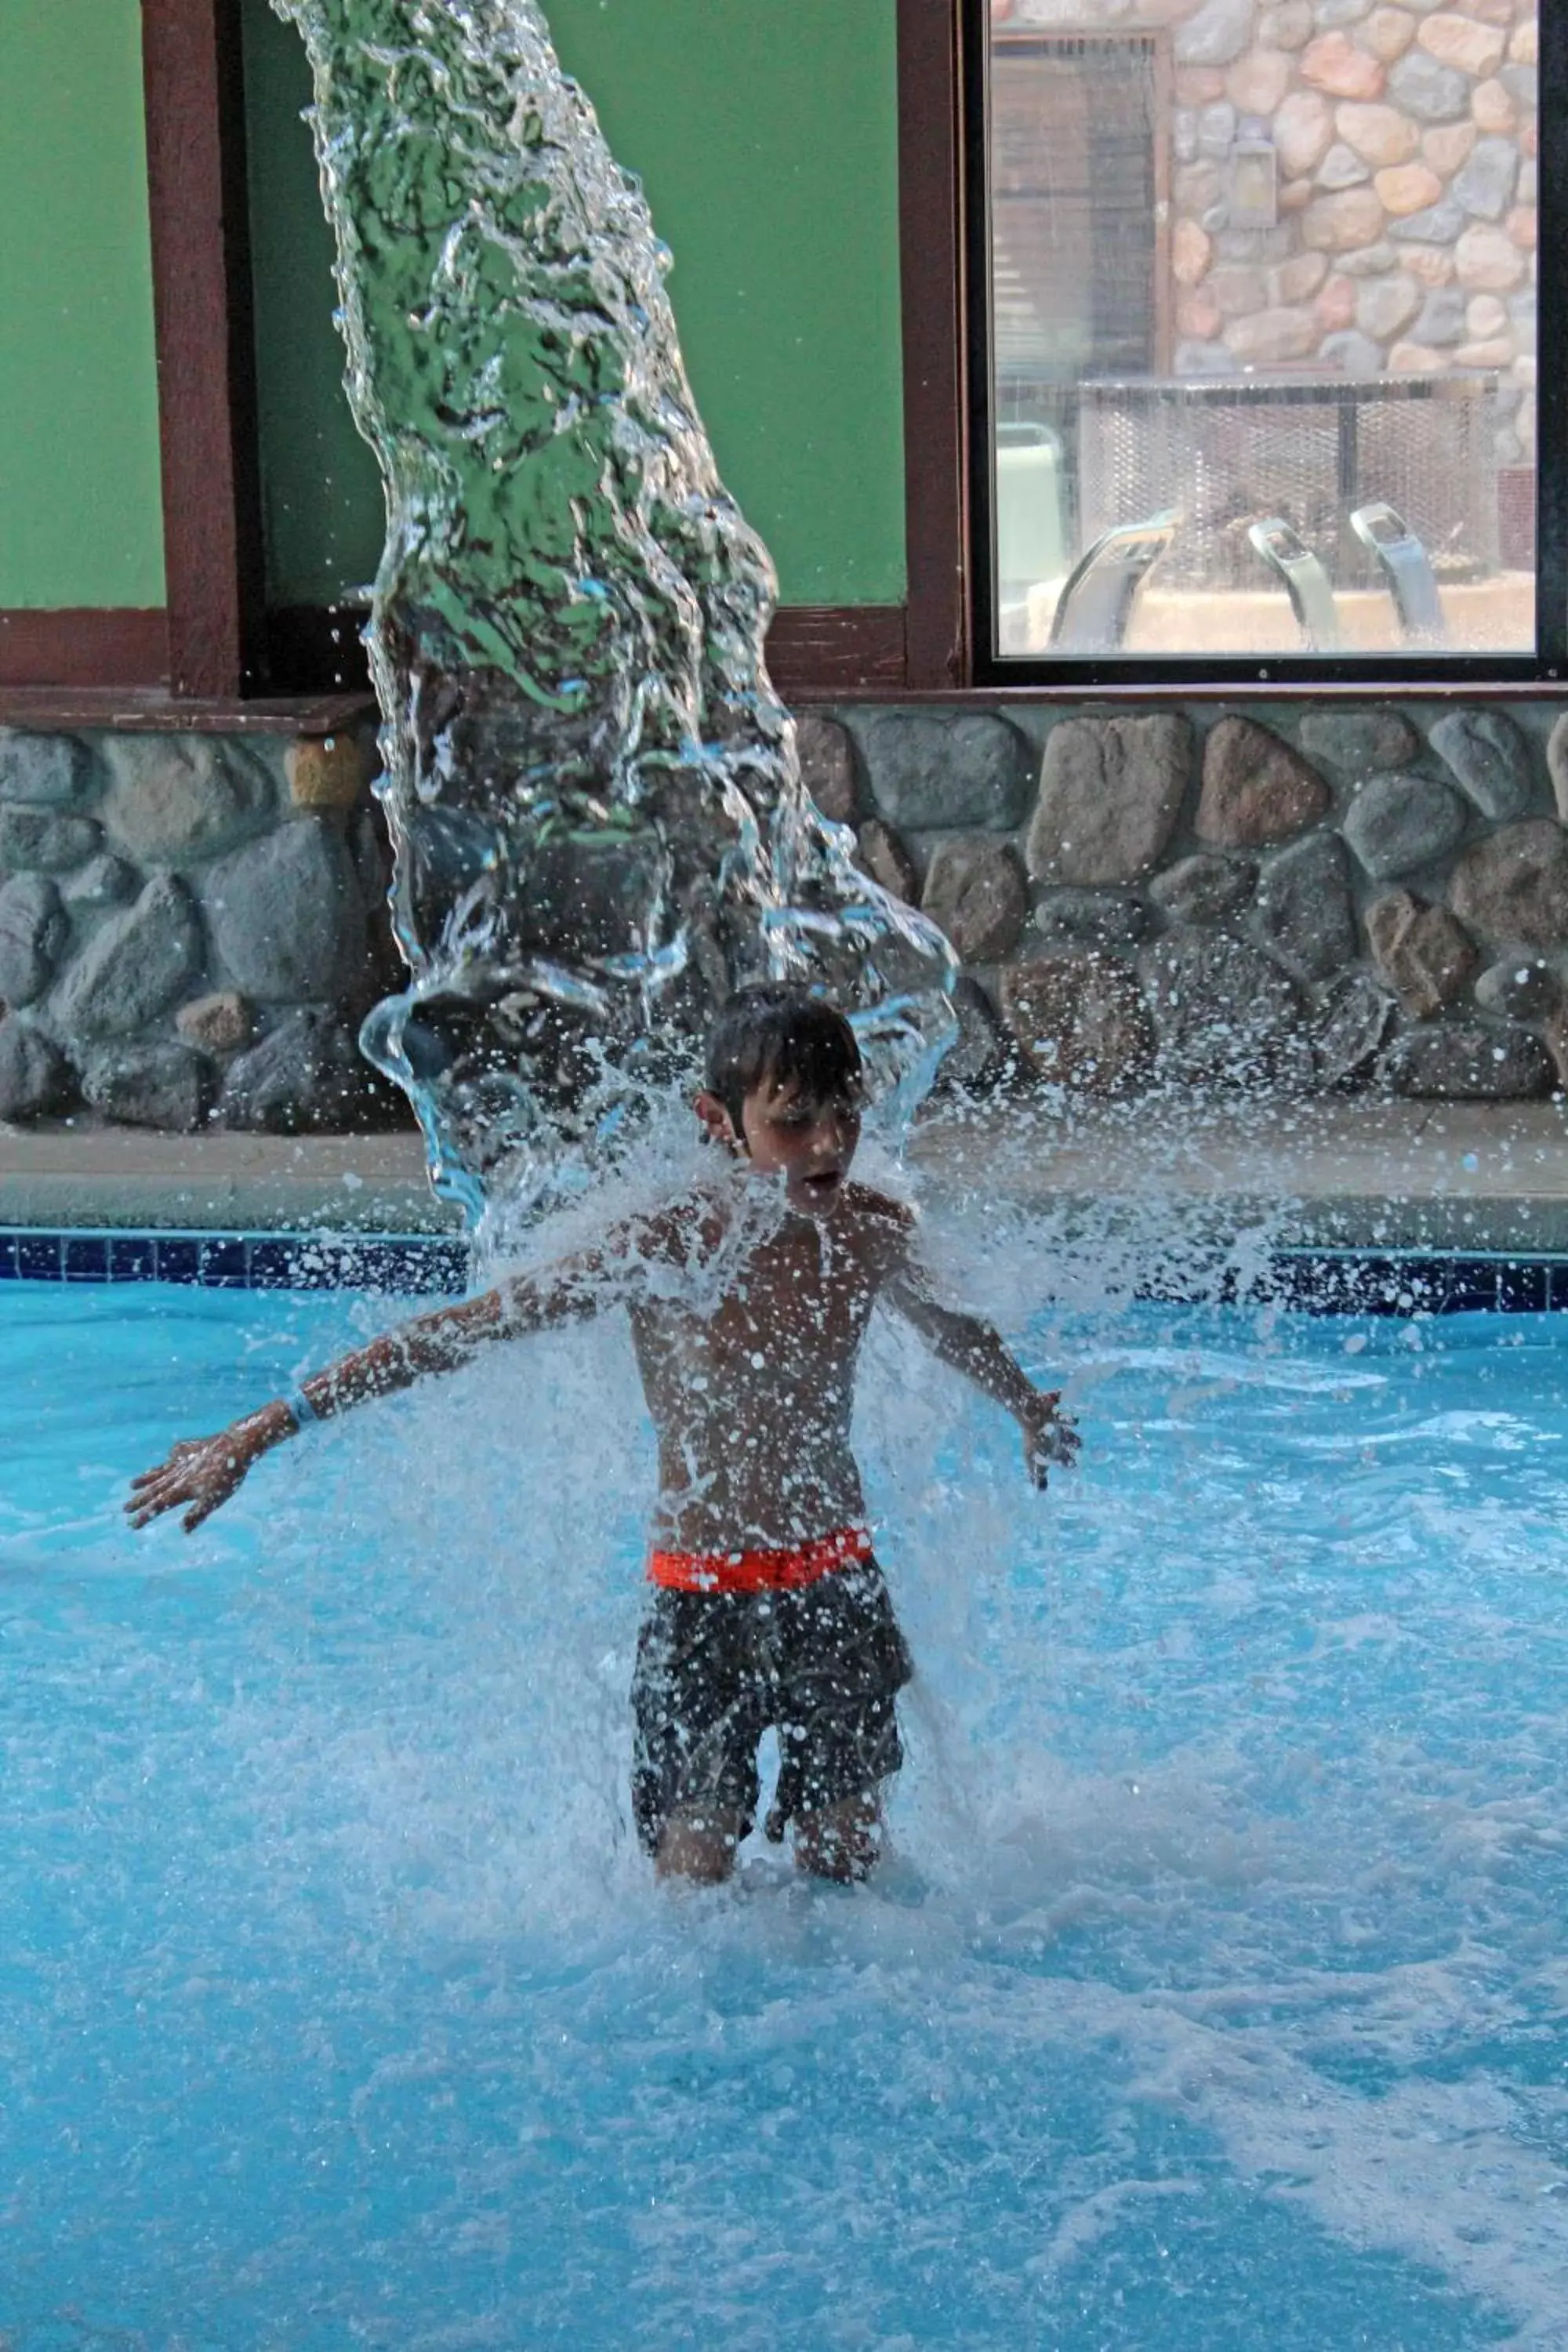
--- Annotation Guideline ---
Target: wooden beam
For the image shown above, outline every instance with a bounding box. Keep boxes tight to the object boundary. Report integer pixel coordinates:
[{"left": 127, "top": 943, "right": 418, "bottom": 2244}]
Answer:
[
  {"left": 140, "top": 0, "right": 267, "bottom": 698},
  {"left": 898, "top": 0, "right": 969, "bottom": 691},
  {"left": 0, "top": 610, "right": 169, "bottom": 691}
]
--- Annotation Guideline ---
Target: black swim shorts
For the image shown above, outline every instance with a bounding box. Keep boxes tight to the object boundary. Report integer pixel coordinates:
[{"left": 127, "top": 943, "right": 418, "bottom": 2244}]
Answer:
[{"left": 630, "top": 1556, "right": 913, "bottom": 1857}]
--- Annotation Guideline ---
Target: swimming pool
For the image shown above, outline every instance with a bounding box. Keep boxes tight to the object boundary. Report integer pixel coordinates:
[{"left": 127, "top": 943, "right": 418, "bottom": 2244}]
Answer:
[{"left": 3, "top": 1263, "right": 1565, "bottom": 2347}]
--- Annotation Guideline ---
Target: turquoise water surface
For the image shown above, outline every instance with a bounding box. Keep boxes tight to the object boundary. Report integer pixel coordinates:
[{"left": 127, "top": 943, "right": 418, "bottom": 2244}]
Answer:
[{"left": 2, "top": 1272, "right": 1565, "bottom": 2347}]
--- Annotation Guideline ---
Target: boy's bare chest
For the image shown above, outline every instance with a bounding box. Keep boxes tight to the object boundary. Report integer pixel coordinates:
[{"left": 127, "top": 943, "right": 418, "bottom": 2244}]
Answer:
[{"left": 636, "top": 1225, "right": 876, "bottom": 1378}]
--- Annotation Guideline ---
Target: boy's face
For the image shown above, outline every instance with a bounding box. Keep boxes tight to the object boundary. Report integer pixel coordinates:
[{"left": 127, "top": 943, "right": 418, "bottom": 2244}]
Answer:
[{"left": 697, "top": 1074, "right": 862, "bottom": 1217}]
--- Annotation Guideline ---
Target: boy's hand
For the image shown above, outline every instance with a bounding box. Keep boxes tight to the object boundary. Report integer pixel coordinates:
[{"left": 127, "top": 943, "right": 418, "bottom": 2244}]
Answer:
[
  {"left": 1019, "top": 1389, "right": 1079, "bottom": 1489},
  {"left": 125, "top": 1403, "right": 291, "bottom": 1534}
]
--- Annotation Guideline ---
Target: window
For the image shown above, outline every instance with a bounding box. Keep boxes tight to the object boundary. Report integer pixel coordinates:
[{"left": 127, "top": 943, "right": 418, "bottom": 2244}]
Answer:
[{"left": 969, "top": 2, "right": 1552, "bottom": 681}]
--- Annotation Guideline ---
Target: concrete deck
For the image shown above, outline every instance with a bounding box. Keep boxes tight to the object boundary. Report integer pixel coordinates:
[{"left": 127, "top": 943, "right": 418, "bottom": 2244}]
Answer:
[{"left": 2, "top": 1100, "right": 1566, "bottom": 1252}]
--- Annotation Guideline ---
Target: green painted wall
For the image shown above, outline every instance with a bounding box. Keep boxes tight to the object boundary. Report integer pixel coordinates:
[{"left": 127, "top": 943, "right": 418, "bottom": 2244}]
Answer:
[
  {"left": 0, "top": 1, "right": 164, "bottom": 609},
  {"left": 244, "top": 0, "right": 907, "bottom": 608}
]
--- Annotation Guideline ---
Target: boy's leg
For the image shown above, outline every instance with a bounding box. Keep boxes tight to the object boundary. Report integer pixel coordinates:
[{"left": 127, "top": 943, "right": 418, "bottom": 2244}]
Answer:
[
  {"left": 655, "top": 1805, "right": 749, "bottom": 1884},
  {"left": 792, "top": 1787, "right": 884, "bottom": 1883}
]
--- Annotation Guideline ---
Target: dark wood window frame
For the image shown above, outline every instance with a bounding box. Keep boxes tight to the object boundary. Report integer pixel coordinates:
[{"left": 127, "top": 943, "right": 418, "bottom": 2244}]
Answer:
[{"left": 5, "top": 0, "right": 1561, "bottom": 711}]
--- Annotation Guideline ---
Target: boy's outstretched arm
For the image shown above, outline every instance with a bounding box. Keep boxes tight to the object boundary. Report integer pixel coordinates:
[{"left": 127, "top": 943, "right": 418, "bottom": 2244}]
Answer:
[
  {"left": 884, "top": 1248, "right": 1079, "bottom": 1488},
  {"left": 125, "top": 1231, "right": 653, "bottom": 1534}
]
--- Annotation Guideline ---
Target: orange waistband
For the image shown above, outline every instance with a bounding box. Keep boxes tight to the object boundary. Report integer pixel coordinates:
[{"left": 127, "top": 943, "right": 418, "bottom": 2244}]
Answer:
[{"left": 647, "top": 1525, "right": 873, "bottom": 1594}]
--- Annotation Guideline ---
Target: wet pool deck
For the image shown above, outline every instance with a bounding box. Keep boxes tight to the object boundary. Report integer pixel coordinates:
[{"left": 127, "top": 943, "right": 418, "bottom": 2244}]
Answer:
[{"left": 2, "top": 1099, "right": 1566, "bottom": 1255}]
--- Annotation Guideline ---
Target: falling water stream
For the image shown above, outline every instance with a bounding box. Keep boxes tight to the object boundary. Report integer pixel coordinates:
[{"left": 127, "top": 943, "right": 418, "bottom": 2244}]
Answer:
[{"left": 270, "top": 0, "right": 955, "bottom": 1224}]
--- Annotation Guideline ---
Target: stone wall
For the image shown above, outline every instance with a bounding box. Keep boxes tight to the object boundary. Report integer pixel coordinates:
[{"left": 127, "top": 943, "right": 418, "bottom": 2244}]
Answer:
[
  {"left": 0, "top": 725, "right": 402, "bottom": 1132},
  {"left": 800, "top": 701, "right": 1568, "bottom": 1103},
  {"left": 995, "top": 0, "right": 1537, "bottom": 467}
]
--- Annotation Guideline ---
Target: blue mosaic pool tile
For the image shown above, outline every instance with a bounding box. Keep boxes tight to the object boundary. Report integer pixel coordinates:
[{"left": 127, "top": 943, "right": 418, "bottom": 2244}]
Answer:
[
  {"left": 108, "top": 1236, "right": 158, "bottom": 1282},
  {"left": 63, "top": 1236, "right": 110, "bottom": 1282},
  {"left": 151, "top": 1239, "right": 201, "bottom": 1286},
  {"left": 1497, "top": 1261, "right": 1549, "bottom": 1312},
  {"left": 198, "top": 1237, "right": 251, "bottom": 1287}
]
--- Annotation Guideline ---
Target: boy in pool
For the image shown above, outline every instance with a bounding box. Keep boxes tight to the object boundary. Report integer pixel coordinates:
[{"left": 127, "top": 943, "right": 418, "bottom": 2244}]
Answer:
[{"left": 128, "top": 987, "right": 1077, "bottom": 1885}]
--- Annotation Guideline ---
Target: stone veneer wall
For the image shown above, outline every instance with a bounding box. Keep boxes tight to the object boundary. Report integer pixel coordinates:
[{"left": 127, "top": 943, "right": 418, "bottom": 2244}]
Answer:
[
  {"left": 0, "top": 726, "right": 401, "bottom": 1132},
  {"left": 799, "top": 702, "right": 1568, "bottom": 1103},
  {"left": 995, "top": 0, "right": 1537, "bottom": 471}
]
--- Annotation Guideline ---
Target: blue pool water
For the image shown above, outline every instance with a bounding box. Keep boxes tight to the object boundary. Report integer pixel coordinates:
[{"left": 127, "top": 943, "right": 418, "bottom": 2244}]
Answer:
[{"left": 3, "top": 1267, "right": 1566, "bottom": 2347}]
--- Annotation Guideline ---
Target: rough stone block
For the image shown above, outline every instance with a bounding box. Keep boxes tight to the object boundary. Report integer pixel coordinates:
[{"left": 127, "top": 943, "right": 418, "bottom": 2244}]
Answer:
[
  {"left": 63, "top": 855, "right": 138, "bottom": 910},
  {"left": 1298, "top": 707, "right": 1421, "bottom": 774},
  {"left": 1381, "top": 1022, "right": 1553, "bottom": 1098},
  {"left": 1474, "top": 956, "right": 1562, "bottom": 1021},
  {"left": 794, "top": 714, "right": 860, "bottom": 826},
  {"left": 1149, "top": 852, "right": 1257, "bottom": 925},
  {"left": 1428, "top": 709, "right": 1534, "bottom": 820},
  {"left": 285, "top": 734, "right": 368, "bottom": 812},
  {"left": 920, "top": 837, "right": 1029, "bottom": 964},
  {"left": 1314, "top": 970, "right": 1397, "bottom": 1088},
  {"left": 1388, "top": 51, "right": 1470, "bottom": 121},
  {"left": 0, "top": 730, "right": 93, "bottom": 808},
  {"left": 217, "top": 1008, "right": 370, "bottom": 1134},
  {"left": 102, "top": 737, "right": 276, "bottom": 865},
  {"left": 855, "top": 819, "right": 918, "bottom": 904},
  {"left": 1451, "top": 135, "right": 1519, "bottom": 222},
  {"left": 0, "top": 875, "right": 68, "bottom": 1007},
  {"left": 1000, "top": 953, "right": 1155, "bottom": 1095},
  {"left": 1449, "top": 821, "right": 1568, "bottom": 946},
  {"left": 1546, "top": 713, "right": 1568, "bottom": 822},
  {"left": 1027, "top": 714, "right": 1193, "bottom": 885},
  {"left": 1174, "top": 0, "right": 1254, "bottom": 66},
  {"left": 1196, "top": 717, "right": 1330, "bottom": 847},
  {"left": 935, "top": 975, "right": 1007, "bottom": 1093},
  {"left": 201, "top": 819, "right": 366, "bottom": 1002},
  {"left": 1341, "top": 770, "right": 1469, "bottom": 877},
  {"left": 0, "top": 1017, "right": 71, "bottom": 1120},
  {"left": 82, "top": 1044, "right": 211, "bottom": 1133},
  {"left": 0, "top": 808, "right": 103, "bottom": 873},
  {"left": 857, "top": 713, "right": 1032, "bottom": 832},
  {"left": 55, "top": 874, "right": 204, "bottom": 1040},
  {"left": 1031, "top": 888, "right": 1150, "bottom": 952},
  {"left": 1366, "top": 887, "right": 1477, "bottom": 1013},
  {"left": 1140, "top": 931, "right": 1312, "bottom": 1091},
  {"left": 1254, "top": 832, "right": 1357, "bottom": 982},
  {"left": 176, "top": 990, "right": 256, "bottom": 1055}
]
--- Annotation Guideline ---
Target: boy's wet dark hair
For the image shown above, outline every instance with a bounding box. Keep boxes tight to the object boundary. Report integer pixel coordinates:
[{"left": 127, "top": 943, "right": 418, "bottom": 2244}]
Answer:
[{"left": 705, "top": 985, "right": 862, "bottom": 1134}]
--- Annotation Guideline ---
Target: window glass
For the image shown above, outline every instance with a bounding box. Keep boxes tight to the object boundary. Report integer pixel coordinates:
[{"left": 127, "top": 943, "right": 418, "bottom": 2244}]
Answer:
[{"left": 985, "top": 6, "right": 1539, "bottom": 664}]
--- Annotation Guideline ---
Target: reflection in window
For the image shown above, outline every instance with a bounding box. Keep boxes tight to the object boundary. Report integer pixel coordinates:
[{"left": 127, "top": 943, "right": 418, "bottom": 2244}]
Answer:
[{"left": 985, "top": 5, "right": 1539, "bottom": 662}]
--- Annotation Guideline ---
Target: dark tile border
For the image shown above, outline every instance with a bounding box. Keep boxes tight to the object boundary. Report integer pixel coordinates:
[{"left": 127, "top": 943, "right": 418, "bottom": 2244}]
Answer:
[
  {"left": 1139, "top": 1251, "right": 1568, "bottom": 1317},
  {"left": 0, "top": 1229, "right": 468, "bottom": 1297}
]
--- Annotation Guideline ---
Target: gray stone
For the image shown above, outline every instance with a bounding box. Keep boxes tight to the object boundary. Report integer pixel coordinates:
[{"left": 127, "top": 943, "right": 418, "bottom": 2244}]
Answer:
[
  {"left": 1450, "top": 822, "right": 1568, "bottom": 948},
  {"left": 0, "top": 808, "right": 102, "bottom": 873},
  {"left": 1314, "top": 0, "right": 1370, "bottom": 20},
  {"left": 1452, "top": 136, "right": 1519, "bottom": 223},
  {"left": 201, "top": 820, "right": 365, "bottom": 1001},
  {"left": 1149, "top": 853, "right": 1256, "bottom": 926},
  {"left": 1381, "top": 1023, "right": 1554, "bottom": 1101},
  {"left": 1174, "top": 0, "right": 1254, "bottom": 65},
  {"left": 1314, "top": 971, "right": 1396, "bottom": 1089},
  {"left": 1499, "top": 65, "right": 1537, "bottom": 111},
  {"left": 82, "top": 1044, "right": 211, "bottom": 1133},
  {"left": 1298, "top": 708, "right": 1421, "bottom": 775},
  {"left": 1389, "top": 201, "right": 1468, "bottom": 243},
  {"left": 795, "top": 713, "right": 860, "bottom": 826},
  {"left": 1388, "top": 53, "right": 1470, "bottom": 122},
  {"left": 55, "top": 875, "right": 204, "bottom": 1040},
  {"left": 1411, "top": 287, "right": 1468, "bottom": 345},
  {"left": 1475, "top": 956, "right": 1563, "bottom": 1021},
  {"left": 856, "top": 713, "right": 1032, "bottom": 832},
  {"left": 1429, "top": 710, "right": 1534, "bottom": 822},
  {"left": 1341, "top": 770, "right": 1469, "bottom": 879},
  {"left": 1032, "top": 888, "right": 1150, "bottom": 952},
  {"left": 62, "top": 854, "right": 139, "bottom": 909},
  {"left": 855, "top": 818, "right": 918, "bottom": 904},
  {"left": 1319, "top": 331, "right": 1385, "bottom": 377},
  {"left": 1000, "top": 954, "right": 1155, "bottom": 1095},
  {"left": 1140, "top": 931, "right": 1312, "bottom": 1091},
  {"left": 1318, "top": 143, "right": 1371, "bottom": 190},
  {"left": 1197, "top": 102, "right": 1238, "bottom": 158},
  {"left": 0, "top": 731, "right": 92, "bottom": 808},
  {"left": 1339, "top": 241, "right": 1399, "bottom": 275},
  {"left": 935, "top": 976, "right": 1007, "bottom": 1093},
  {"left": 101, "top": 736, "right": 276, "bottom": 865},
  {"left": 1254, "top": 832, "right": 1357, "bottom": 982},
  {"left": 0, "top": 875, "right": 68, "bottom": 1006},
  {"left": 1545, "top": 714, "right": 1568, "bottom": 822},
  {"left": 1027, "top": 714, "right": 1193, "bottom": 885},
  {"left": 217, "top": 1009, "right": 371, "bottom": 1134},
  {"left": 1355, "top": 272, "right": 1421, "bottom": 341},
  {"left": 0, "top": 1017, "right": 71, "bottom": 1120},
  {"left": 920, "top": 837, "right": 1029, "bottom": 964},
  {"left": 1366, "top": 888, "right": 1477, "bottom": 1015},
  {"left": 176, "top": 990, "right": 255, "bottom": 1054},
  {"left": 1196, "top": 717, "right": 1330, "bottom": 847}
]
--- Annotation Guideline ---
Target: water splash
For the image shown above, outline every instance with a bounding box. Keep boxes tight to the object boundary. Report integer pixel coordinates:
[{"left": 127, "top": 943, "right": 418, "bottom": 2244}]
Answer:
[{"left": 270, "top": 0, "right": 956, "bottom": 1225}]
